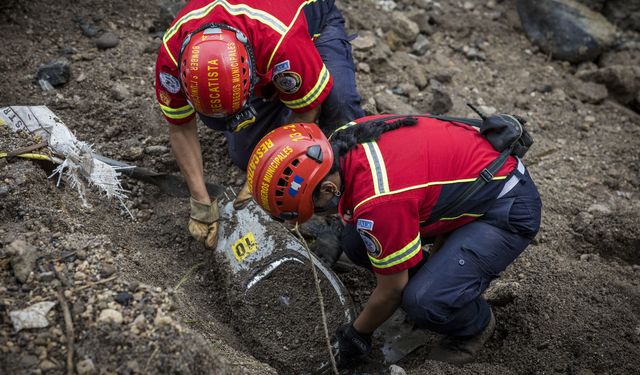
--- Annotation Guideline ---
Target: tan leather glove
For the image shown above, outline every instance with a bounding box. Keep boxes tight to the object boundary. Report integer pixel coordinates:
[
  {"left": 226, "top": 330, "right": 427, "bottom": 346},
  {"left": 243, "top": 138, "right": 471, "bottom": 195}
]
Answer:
[
  {"left": 233, "top": 180, "right": 252, "bottom": 210},
  {"left": 188, "top": 197, "right": 219, "bottom": 249}
]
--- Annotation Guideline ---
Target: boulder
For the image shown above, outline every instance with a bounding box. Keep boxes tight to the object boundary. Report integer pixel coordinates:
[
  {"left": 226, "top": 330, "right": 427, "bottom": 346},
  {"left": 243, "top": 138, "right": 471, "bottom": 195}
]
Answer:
[{"left": 516, "top": 0, "right": 617, "bottom": 63}]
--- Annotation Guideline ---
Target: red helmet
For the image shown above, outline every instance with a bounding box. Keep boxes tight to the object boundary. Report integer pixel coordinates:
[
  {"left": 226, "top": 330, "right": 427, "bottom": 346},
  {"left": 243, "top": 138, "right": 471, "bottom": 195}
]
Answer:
[
  {"left": 178, "top": 24, "right": 255, "bottom": 118},
  {"left": 247, "top": 123, "right": 334, "bottom": 223}
]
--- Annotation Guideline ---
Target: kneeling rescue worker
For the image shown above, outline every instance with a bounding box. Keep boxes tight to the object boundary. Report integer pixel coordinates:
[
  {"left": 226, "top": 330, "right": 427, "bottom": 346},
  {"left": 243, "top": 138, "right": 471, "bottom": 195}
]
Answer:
[
  {"left": 154, "top": 0, "right": 364, "bottom": 250},
  {"left": 246, "top": 114, "right": 542, "bottom": 368}
]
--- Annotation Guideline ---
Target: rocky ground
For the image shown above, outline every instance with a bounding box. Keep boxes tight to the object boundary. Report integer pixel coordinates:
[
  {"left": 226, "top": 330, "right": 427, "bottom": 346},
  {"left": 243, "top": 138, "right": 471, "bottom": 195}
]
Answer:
[{"left": 1, "top": 0, "right": 639, "bottom": 374}]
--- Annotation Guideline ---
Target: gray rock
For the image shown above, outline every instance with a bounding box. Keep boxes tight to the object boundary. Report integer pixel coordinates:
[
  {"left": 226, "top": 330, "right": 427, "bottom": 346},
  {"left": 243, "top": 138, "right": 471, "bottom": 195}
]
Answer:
[
  {"left": 18, "top": 354, "right": 39, "bottom": 368},
  {"left": 144, "top": 145, "right": 169, "bottom": 156},
  {"left": 577, "top": 65, "right": 640, "bottom": 104},
  {"left": 9, "top": 301, "right": 57, "bottom": 332},
  {"left": 462, "top": 45, "right": 486, "bottom": 61},
  {"left": 9, "top": 239, "right": 38, "bottom": 283},
  {"left": 409, "top": 11, "right": 435, "bottom": 35},
  {"left": 352, "top": 32, "right": 377, "bottom": 51},
  {"left": 76, "top": 19, "right": 98, "bottom": 37},
  {"left": 37, "top": 58, "right": 71, "bottom": 88},
  {"left": 412, "top": 34, "right": 430, "bottom": 56},
  {"left": 427, "top": 88, "right": 453, "bottom": 115},
  {"left": 408, "top": 64, "right": 429, "bottom": 90},
  {"left": 76, "top": 358, "right": 97, "bottom": 375},
  {"left": 390, "top": 12, "right": 420, "bottom": 44},
  {"left": 110, "top": 83, "right": 130, "bottom": 101},
  {"left": 389, "top": 364, "right": 407, "bottom": 375},
  {"left": 96, "top": 32, "right": 120, "bottom": 50},
  {"left": 97, "top": 309, "right": 123, "bottom": 324},
  {"left": 569, "top": 79, "right": 608, "bottom": 104},
  {"left": 39, "top": 359, "right": 58, "bottom": 371},
  {"left": 374, "top": 91, "right": 416, "bottom": 114},
  {"left": 516, "top": 0, "right": 617, "bottom": 63}
]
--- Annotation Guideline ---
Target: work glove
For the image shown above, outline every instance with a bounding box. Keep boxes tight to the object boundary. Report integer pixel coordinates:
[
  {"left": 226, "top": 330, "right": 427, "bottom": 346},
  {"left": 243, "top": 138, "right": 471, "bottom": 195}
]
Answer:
[
  {"left": 333, "top": 323, "right": 372, "bottom": 369},
  {"left": 233, "top": 180, "right": 252, "bottom": 210},
  {"left": 188, "top": 197, "right": 219, "bottom": 249}
]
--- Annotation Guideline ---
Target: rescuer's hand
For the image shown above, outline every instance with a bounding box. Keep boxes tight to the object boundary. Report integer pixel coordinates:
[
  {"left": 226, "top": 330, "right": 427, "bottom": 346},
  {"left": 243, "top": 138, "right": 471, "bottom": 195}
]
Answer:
[
  {"left": 188, "top": 197, "right": 220, "bottom": 249},
  {"left": 233, "top": 180, "right": 252, "bottom": 210},
  {"left": 333, "top": 323, "right": 372, "bottom": 369}
]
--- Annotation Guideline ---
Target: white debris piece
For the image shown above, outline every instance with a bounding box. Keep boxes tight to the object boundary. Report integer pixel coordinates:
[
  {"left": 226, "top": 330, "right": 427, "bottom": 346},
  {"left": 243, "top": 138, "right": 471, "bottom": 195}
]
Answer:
[
  {"left": 9, "top": 301, "right": 57, "bottom": 332},
  {"left": 0, "top": 106, "right": 130, "bottom": 216}
]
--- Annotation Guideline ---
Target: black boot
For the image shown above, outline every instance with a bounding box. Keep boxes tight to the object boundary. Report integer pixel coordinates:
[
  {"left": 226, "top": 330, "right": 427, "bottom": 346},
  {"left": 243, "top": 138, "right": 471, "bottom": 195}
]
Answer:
[{"left": 427, "top": 308, "right": 496, "bottom": 365}]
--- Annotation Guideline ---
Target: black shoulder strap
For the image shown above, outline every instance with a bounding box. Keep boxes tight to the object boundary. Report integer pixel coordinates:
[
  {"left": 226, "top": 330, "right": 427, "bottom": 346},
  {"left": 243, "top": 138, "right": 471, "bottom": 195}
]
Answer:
[{"left": 421, "top": 149, "right": 511, "bottom": 226}]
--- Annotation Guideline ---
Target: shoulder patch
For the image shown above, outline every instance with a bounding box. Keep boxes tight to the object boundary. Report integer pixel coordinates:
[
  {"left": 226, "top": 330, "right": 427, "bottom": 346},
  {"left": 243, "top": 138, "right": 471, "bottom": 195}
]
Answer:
[
  {"left": 273, "top": 71, "right": 301, "bottom": 94},
  {"left": 359, "top": 230, "right": 382, "bottom": 258},
  {"left": 159, "top": 72, "right": 181, "bottom": 94},
  {"left": 272, "top": 60, "right": 291, "bottom": 76},
  {"left": 356, "top": 218, "right": 374, "bottom": 231}
]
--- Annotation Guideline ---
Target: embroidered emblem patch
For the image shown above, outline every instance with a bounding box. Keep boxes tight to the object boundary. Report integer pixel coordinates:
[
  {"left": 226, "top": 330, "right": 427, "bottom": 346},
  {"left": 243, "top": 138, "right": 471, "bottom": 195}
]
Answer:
[
  {"left": 288, "top": 175, "right": 304, "bottom": 197},
  {"left": 273, "top": 72, "right": 301, "bottom": 94},
  {"left": 359, "top": 230, "right": 382, "bottom": 258},
  {"left": 356, "top": 218, "right": 374, "bottom": 231},
  {"left": 159, "top": 72, "right": 181, "bottom": 94},
  {"left": 272, "top": 60, "right": 291, "bottom": 76},
  {"left": 158, "top": 90, "right": 171, "bottom": 105}
]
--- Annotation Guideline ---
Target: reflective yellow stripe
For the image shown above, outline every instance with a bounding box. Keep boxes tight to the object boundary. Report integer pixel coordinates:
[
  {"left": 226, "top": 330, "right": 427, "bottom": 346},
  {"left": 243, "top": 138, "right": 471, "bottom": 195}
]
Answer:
[
  {"left": 354, "top": 175, "right": 508, "bottom": 212},
  {"left": 362, "top": 141, "right": 389, "bottom": 195},
  {"left": 440, "top": 213, "right": 483, "bottom": 221},
  {"left": 281, "top": 64, "right": 330, "bottom": 109},
  {"left": 163, "top": 0, "right": 288, "bottom": 66},
  {"left": 160, "top": 104, "right": 195, "bottom": 119},
  {"left": 328, "top": 121, "right": 357, "bottom": 140},
  {"left": 369, "top": 234, "right": 421, "bottom": 269},
  {"left": 267, "top": 0, "right": 320, "bottom": 70},
  {"left": 233, "top": 116, "right": 256, "bottom": 132}
]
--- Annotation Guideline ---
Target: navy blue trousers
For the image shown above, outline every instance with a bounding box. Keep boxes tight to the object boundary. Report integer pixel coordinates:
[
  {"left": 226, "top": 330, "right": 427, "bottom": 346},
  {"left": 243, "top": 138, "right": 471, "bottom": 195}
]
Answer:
[
  {"left": 342, "top": 168, "right": 542, "bottom": 337},
  {"left": 199, "top": 2, "right": 364, "bottom": 170}
]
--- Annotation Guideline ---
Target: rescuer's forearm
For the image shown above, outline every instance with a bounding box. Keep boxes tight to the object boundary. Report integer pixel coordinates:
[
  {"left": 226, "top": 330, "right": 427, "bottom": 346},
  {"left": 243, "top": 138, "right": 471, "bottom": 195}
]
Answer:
[
  {"left": 169, "top": 119, "right": 210, "bottom": 204},
  {"left": 353, "top": 270, "right": 409, "bottom": 334}
]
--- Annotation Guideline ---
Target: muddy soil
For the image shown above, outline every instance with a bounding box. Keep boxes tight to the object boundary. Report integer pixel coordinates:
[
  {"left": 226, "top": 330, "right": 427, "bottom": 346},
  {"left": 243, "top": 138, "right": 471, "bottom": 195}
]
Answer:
[{"left": 1, "top": 0, "right": 640, "bottom": 374}]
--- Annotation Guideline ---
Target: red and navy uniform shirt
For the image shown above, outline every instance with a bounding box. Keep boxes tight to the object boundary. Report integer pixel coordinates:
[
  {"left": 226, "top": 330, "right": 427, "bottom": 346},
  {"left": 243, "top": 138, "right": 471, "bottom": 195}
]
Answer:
[
  {"left": 337, "top": 115, "right": 518, "bottom": 275},
  {"left": 155, "top": 0, "right": 334, "bottom": 125}
]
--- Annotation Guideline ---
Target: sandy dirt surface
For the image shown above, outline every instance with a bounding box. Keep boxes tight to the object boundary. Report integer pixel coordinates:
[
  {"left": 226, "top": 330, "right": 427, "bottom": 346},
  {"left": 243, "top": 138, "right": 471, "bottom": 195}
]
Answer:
[{"left": 1, "top": 0, "right": 639, "bottom": 374}]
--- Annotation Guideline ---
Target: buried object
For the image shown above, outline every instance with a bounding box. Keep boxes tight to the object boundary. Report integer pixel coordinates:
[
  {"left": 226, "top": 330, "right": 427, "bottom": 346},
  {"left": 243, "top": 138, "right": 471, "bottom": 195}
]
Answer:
[{"left": 214, "top": 188, "right": 429, "bottom": 373}]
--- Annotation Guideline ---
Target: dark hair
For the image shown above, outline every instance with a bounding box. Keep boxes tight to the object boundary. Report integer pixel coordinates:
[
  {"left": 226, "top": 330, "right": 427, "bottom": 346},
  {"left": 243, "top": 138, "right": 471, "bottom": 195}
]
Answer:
[
  {"left": 312, "top": 116, "right": 418, "bottom": 201},
  {"left": 329, "top": 116, "right": 418, "bottom": 175}
]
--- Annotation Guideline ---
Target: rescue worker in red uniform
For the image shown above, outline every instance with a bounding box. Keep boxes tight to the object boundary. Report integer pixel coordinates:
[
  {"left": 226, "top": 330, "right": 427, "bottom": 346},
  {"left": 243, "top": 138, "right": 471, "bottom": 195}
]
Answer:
[
  {"left": 154, "top": 0, "right": 364, "bottom": 249},
  {"left": 246, "top": 115, "right": 542, "bottom": 367}
]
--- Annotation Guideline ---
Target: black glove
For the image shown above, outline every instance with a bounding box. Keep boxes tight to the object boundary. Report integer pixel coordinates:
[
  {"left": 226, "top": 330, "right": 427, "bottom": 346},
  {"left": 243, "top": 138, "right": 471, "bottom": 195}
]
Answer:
[{"left": 333, "top": 323, "right": 372, "bottom": 369}]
